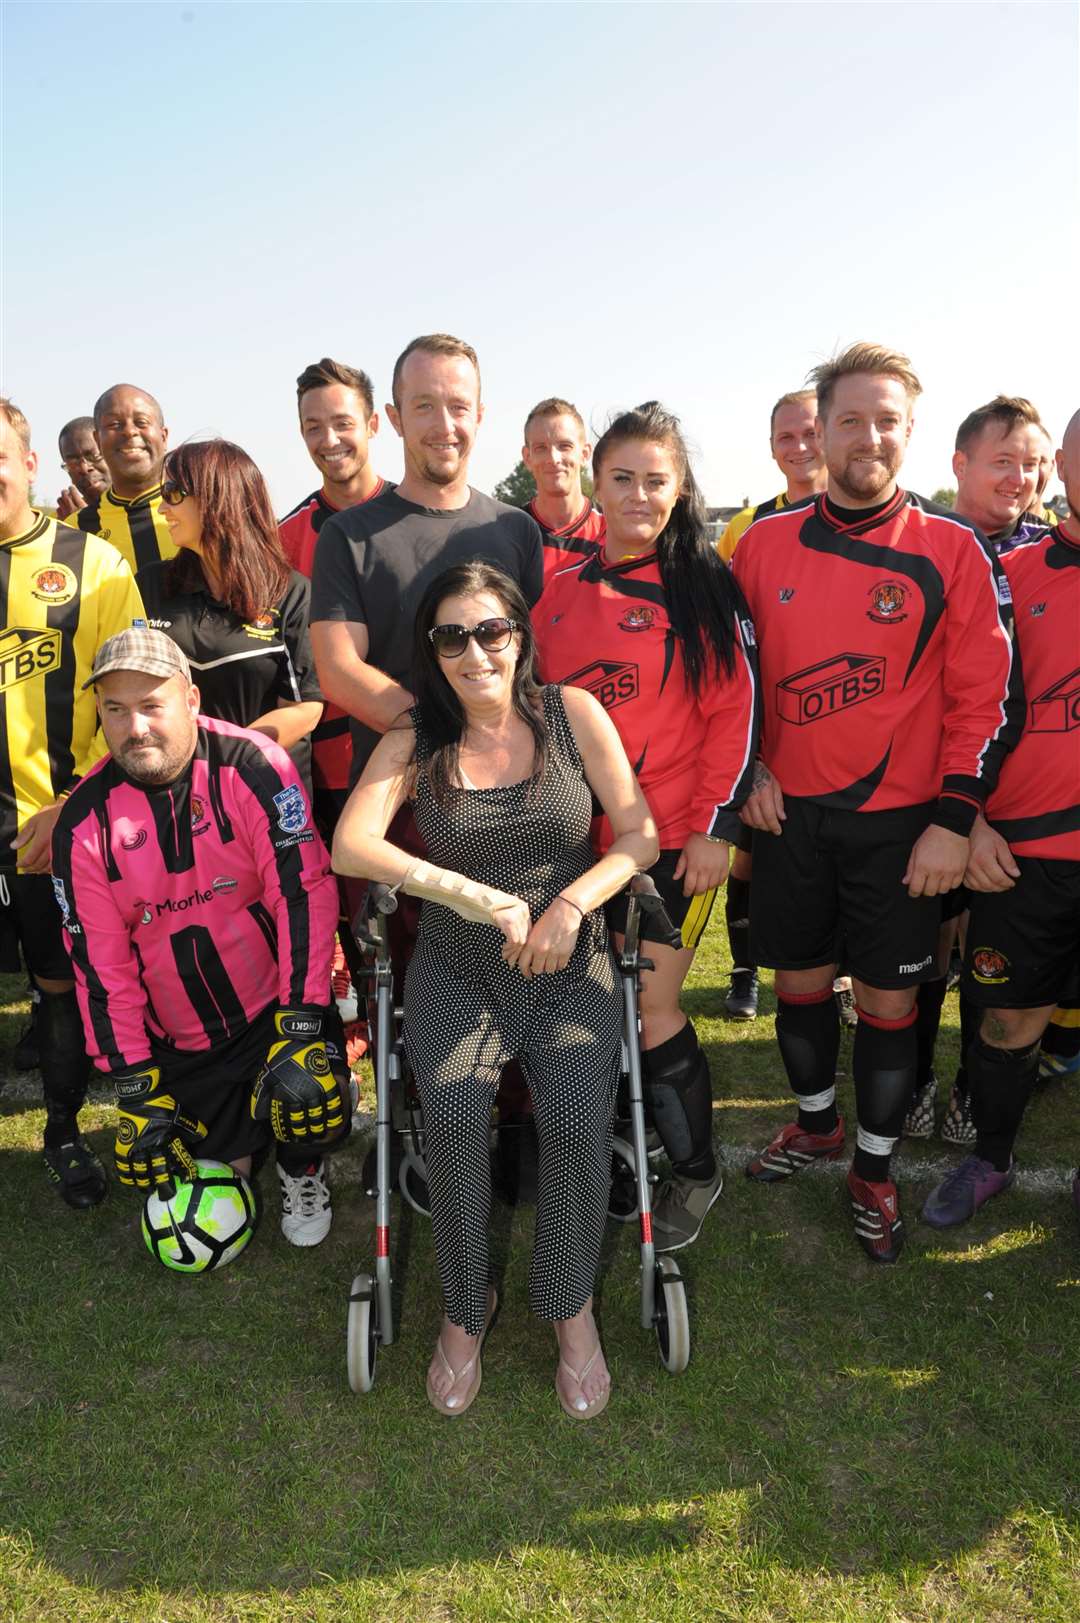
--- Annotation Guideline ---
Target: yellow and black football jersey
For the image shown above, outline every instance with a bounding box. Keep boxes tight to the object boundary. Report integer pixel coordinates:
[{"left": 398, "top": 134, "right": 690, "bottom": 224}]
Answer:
[
  {"left": 0, "top": 513, "right": 145, "bottom": 863},
  {"left": 716, "top": 492, "right": 788, "bottom": 565},
  {"left": 72, "top": 483, "right": 176, "bottom": 574}
]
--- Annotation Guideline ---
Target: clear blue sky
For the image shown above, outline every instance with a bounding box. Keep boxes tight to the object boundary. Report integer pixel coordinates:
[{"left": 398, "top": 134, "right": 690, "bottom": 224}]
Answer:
[{"left": 4, "top": 1, "right": 1077, "bottom": 514}]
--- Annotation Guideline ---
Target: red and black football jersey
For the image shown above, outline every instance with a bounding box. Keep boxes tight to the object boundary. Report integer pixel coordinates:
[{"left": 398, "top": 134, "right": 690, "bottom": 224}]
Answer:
[
  {"left": 279, "top": 479, "right": 388, "bottom": 792},
  {"left": 732, "top": 490, "right": 1022, "bottom": 830},
  {"left": 528, "top": 497, "right": 606, "bottom": 585},
  {"left": 984, "top": 526, "right": 1080, "bottom": 859},
  {"left": 534, "top": 550, "right": 760, "bottom": 850}
]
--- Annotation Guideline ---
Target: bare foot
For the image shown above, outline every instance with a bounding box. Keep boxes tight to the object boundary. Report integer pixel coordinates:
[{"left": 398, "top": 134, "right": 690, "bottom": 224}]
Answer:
[
  {"left": 554, "top": 1299, "right": 610, "bottom": 1415},
  {"left": 427, "top": 1291, "right": 496, "bottom": 1412}
]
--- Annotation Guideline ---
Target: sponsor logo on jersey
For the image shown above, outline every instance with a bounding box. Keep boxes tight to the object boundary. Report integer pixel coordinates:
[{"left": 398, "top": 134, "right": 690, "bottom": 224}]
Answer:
[
  {"left": 151, "top": 887, "right": 215, "bottom": 917},
  {"left": 120, "top": 829, "right": 148, "bottom": 851},
  {"left": 212, "top": 876, "right": 238, "bottom": 894},
  {"left": 867, "top": 579, "right": 908, "bottom": 624},
  {"left": 1030, "top": 665, "right": 1080, "bottom": 732},
  {"left": 776, "top": 652, "right": 885, "bottom": 725},
  {"left": 147, "top": 617, "right": 173, "bottom": 630},
  {"left": 0, "top": 628, "right": 62, "bottom": 691},
  {"left": 997, "top": 575, "right": 1012, "bottom": 605},
  {"left": 190, "top": 794, "right": 210, "bottom": 835},
  {"left": 971, "top": 946, "right": 1010, "bottom": 984},
  {"left": 899, "top": 954, "right": 934, "bottom": 974},
  {"left": 563, "top": 658, "right": 639, "bottom": 712},
  {"left": 1030, "top": 602, "right": 1046, "bottom": 616},
  {"left": 31, "top": 564, "right": 78, "bottom": 605},
  {"left": 740, "top": 617, "right": 756, "bottom": 648},
  {"left": 273, "top": 831, "right": 316, "bottom": 850},
  {"left": 243, "top": 611, "right": 277, "bottom": 640},
  {"left": 617, "top": 606, "right": 655, "bottom": 633},
  {"left": 273, "top": 784, "right": 308, "bottom": 834},
  {"left": 778, "top": 588, "right": 796, "bottom": 603}
]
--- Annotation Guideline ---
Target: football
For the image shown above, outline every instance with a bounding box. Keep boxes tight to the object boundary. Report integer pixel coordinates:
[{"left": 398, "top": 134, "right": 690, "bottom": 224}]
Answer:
[{"left": 141, "top": 1160, "right": 256, "bottom": 1273}]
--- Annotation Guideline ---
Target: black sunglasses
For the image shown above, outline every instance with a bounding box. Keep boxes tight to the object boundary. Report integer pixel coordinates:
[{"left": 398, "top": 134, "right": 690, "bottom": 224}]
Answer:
[
  {"left": 160, "top": 479, "right": 190, "bottom": 507},
  {"left": 428, "top": 617, "right": 518, "bottom": 659}
]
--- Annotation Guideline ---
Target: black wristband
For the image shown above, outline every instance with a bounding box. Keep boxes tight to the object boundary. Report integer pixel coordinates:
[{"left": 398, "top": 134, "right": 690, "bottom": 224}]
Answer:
[{"left": 932, "top": 796, "right": 979, "bottom": 837}]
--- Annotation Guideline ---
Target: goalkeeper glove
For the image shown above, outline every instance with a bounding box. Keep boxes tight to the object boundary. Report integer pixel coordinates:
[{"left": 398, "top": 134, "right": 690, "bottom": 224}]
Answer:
[
  {"left": 250, "top": 1007, "right": 347, "bottom": 1144},
  {"left": 113, "top": 1066, "right": 207, "bottom": 1189}
]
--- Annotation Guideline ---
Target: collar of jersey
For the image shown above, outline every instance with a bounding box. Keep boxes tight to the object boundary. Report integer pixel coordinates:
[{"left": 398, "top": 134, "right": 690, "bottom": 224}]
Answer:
[
  {"left": 597, "top": 543, "right": 657, "bottom": 572},
  {"left": 1, "top": 511, "right": 51, "bottom": 550},
  {"left": 818, "top": 487, "right": 908, "bottom": 537},
  {"left": 106, "top": 482, "right": 163, "bottom": 511},
  {"left": 531, "top": 496, "right": 594, "bottom": 537}
]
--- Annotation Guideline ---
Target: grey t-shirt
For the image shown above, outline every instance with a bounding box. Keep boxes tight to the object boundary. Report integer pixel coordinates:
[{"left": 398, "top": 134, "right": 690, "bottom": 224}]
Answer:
[{"left": 310, "top": 486, "right": 544, "bottom": 777}]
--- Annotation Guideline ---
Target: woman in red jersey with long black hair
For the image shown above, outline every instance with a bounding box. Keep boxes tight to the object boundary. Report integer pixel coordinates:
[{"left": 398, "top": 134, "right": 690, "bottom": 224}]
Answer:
[{"left": 534, "top": 402, "right": 761, "bottom": 1252}]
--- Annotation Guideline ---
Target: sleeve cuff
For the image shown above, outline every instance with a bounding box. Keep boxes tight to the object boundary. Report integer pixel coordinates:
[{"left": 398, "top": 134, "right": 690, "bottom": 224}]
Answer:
[{"left": 933, "top": 796, "right": 979, "bottom": 837}]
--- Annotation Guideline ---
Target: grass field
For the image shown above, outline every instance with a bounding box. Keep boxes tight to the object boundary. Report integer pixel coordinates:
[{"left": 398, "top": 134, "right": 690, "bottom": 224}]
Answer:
[{"left": 1, "top": 915, "right": 1078, "bottom": 1623}]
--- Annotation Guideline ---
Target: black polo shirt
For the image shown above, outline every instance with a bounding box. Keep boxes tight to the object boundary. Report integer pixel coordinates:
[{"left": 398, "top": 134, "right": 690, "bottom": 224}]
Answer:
[
  {"left": 309, "top": 486, "right": 544, "bottom": 778},
  {"left": 137, "top": 561, "right": 322, "bottom": 789}
]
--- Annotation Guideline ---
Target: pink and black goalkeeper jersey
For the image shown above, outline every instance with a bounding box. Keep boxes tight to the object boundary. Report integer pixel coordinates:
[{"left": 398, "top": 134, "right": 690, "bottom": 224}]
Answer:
[{"left": 51, "top": 716, "right": 338, "bottom": 1073}]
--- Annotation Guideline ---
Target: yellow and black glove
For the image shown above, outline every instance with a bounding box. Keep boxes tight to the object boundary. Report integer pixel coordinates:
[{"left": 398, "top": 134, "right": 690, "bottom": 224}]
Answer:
[
  {"left": 250, "top": 1007, "right": 347, "bottom": 1145},
  {"left": 113, "top": 1066, "right": 208, "bottom": 1189}
]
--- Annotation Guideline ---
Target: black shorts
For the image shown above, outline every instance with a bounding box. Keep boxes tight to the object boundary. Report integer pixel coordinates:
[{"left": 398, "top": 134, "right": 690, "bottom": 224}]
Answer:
[
  {"left": 0, "top": 872, "right": 73, "bottom": 981},
  {"left": 733, "top": 822, "right": 753, "bottom": 857},
  {"left": 605, "top": 849, "right": 718, "bottom": 951},
  {"left": 750, "top": 797, "right": 941, "bottom": 989},
  {"left": 963, "top": 857, "right": 1080, "bottom": 1010},
  {"left": 149, "top": 1004, "right": 351, "bottom": 1165},
  {"left": 941, "top": 883, "right": 970, "bottom": 924}
]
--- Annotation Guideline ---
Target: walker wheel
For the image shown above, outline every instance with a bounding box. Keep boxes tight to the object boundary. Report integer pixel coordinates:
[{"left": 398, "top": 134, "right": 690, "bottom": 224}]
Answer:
[
  {"left": 654, "top": 1256, "right": 690, "bottom": 1374},
  {"left": 398, "top": 1153, "right": 432, "bottom": 1218},
  {"left": 347, "top": 1272, "right": 378, "bottom": 1393}
]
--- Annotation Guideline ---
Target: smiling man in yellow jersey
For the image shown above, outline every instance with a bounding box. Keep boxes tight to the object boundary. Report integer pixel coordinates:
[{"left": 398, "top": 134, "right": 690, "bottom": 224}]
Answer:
[
  {"left": 69, "top": 384, "right": 175, "bottom": 573},
  {"left": 716, "top": 390, "right": 829, "bottom": 1021},
  {"left": 716, "top": 389, "right": 828, "bottom": 565},
  {"left": 0, "top": 398, "right": 145, "bottom": 1210}
]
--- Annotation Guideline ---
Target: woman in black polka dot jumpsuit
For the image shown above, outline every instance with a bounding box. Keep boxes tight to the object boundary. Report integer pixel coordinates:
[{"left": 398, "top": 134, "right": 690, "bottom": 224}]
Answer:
[{"left": 333, "top": 561, "right": 657, "bottom": 1420}]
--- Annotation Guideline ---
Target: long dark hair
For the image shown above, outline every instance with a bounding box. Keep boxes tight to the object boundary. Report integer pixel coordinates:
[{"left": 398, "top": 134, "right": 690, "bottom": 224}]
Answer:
[
  {"left": 162, "top": 439, "right": 290, "bottom": 622},
  {"left": 593, "top": 402, "right": 740, "bottom": 695},
  {"left": 412, "top": 561, "right": 547, "bottom": 805}
]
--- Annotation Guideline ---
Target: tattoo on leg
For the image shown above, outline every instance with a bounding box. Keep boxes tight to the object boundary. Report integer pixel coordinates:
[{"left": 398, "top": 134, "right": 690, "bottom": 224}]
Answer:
[{"left": 984, "top": 1015, "right": 1008, "bottom": 1044}]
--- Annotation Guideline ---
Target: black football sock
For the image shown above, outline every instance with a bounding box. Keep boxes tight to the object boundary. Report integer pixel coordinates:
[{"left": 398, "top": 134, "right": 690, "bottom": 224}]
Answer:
[
  {"left": 38, "top": 989, "right": 90, "bottom": 1149},
  {"left": 952, "top": 992, "right": 980, "bottom": 1099},
  {"left": 915, "top": 976, "right": 947, "bottom": 1088},
  {"left": 969, "top": 1037, "right": 1040, "bottom": 1171},
  {"left": 775, "top": 989, "right": 840, "bottom": 1133},
  {"left": 852, "top": 1004, "right": 917, "bottom": 1181},
  {"left": 642, "top": 1021, "right": 716, "bottom": 1180},
  {"left": 725, "top": 877, "right": 754, "bottom": 974}
]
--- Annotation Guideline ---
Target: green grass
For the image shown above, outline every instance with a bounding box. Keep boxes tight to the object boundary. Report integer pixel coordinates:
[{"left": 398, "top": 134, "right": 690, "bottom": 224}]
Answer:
[{"left": 1, "top": 918, "right": 1078, "bottom": 1623}]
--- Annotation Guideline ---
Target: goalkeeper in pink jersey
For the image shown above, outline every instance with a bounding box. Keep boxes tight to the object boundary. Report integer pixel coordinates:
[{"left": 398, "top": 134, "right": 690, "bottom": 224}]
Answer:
[{"left": 51, "top": 629, "right": 350, "bottom": 1247}]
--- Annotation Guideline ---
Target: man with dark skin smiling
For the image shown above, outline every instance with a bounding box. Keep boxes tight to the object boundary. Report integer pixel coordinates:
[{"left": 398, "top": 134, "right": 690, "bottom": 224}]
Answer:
[
  {"left": 56, "top": 416, "right": 109, "bottom": 521},
  {"left": 732, "top": 342, "right": 1022, "bottom": 1263},
  {"left": 69, "top": 384, "right": 175, "bottom": 573}
]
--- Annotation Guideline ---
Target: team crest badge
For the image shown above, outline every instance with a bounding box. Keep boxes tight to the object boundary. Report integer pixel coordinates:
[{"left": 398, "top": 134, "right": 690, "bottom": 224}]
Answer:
[
  {"left": 971, "top": 947, "right": 1010, "bottom": 984},
  {"left": 31, "top": 564, "right": 77, "bottom": 605},
  {"left": 867, "top": 580, "right": 908, "bottom": 624},
  {"left": 190, "top": 795, "right": 210, "bottom": 835},
  {"left": 618, "top": 606, "right": 655, "bottom": 633},
  {"left": 273, "top": 784, "right": 308, "bottom": 834}
]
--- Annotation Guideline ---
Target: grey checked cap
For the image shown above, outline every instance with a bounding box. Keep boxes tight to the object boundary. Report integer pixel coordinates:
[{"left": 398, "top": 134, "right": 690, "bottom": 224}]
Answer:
[{"left": 83, "top": 626, "right": 192, "bottom": 688}]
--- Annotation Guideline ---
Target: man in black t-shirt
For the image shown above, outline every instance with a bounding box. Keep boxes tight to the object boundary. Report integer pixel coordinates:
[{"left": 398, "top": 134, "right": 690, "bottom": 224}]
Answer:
[{"left": 310, "top": 333, "right": 543, "bottom": 780}]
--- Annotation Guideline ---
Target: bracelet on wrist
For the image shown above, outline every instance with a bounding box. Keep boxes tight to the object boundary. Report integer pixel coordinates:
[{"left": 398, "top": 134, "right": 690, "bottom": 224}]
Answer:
[{"left": 557, "top": 893, "right": 584, "bottom": 919}]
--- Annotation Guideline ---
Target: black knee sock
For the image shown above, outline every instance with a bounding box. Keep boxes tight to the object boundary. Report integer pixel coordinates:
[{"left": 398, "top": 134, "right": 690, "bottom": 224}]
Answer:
[
  {"left": 725, "top": 877, "right": 754, "bottom": 974},
  {"left": 37, "top": 990, "right": 89, "bottom": 1149},
  {"left": 775, "top": 991, "right": 840, "bottom": 1133},
  {"left": 915, "top": 977, "right": 947, "bottom": 1088},
  {"left": 969, "top": 1037, "right": 1040, "bottom": 1171},
  {"left": 642, "top": 1021, "right": 715, "bottom": 1180},
  {"left": 852, "top": 1006, "right": 917, "bottom": 1181},
  {"left": 952, "top": 993, "right": 980, "bottom": 1098}
]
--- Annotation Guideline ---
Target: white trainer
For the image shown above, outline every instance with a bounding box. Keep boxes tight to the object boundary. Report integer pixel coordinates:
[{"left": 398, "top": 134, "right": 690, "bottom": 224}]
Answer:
[{"left": 278, "top": 1158, "right": 333, "bottom": 1246}]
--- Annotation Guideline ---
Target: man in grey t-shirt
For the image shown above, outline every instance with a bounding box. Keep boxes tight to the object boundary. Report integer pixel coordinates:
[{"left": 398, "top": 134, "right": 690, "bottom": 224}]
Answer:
[{"left": 310, "top": 333, "right": 543, "bottom": 780}]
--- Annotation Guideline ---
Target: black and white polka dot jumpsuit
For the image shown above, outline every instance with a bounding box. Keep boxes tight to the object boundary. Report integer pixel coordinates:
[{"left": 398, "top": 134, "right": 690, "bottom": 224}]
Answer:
[{"left": 403, "top": 684, "right": 622, "bottom": 1335}]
